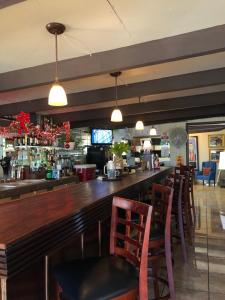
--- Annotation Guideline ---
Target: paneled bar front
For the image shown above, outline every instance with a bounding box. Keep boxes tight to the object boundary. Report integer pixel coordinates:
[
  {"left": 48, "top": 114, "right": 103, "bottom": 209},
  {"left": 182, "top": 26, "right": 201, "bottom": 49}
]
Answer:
[{"left": 0, "top": 167, "right": 172, "bottom": 300}]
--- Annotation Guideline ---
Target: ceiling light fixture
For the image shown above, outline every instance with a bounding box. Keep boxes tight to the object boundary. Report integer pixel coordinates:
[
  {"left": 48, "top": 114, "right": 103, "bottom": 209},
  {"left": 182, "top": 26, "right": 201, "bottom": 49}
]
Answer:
[
  {"left": 149, "top": 126, "right": 157, "bottom": 136},
  {"left": 135, "top": 96, "right": 144, "bottom": 130},
  {"left": 46, "top": 22, "right": 68, "bottom": 106},
  {"left": 111, "top": 72, "right": 123, "bottom": 122}
]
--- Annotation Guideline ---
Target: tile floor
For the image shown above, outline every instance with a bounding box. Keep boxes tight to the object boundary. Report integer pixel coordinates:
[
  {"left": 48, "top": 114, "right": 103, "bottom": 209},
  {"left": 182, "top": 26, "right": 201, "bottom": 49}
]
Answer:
[{"left": 174, "top": 184, "right": 225, "bottom": 300}]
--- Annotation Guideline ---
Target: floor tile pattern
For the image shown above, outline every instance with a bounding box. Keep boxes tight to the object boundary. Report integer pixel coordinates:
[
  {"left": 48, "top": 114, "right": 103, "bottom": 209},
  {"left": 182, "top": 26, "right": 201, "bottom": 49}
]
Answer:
[{"left": 175, "top": 185, "right": 225, "bottom": 300}]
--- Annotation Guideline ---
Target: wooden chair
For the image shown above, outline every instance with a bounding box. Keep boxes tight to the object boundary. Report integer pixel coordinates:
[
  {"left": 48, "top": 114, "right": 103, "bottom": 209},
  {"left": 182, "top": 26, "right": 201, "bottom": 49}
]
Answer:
[
  {"left": 170, "top": 174, "right": 188, "bottom": 262},
  {"left": 148, "top": 183, "right": 175, "bottom": 300},
  {"left": 188, "top": 166, "right": 196, "bottom": 224},
  {"left": 53, "top": 196, "right": 152, "bottom": 300},
  {"left": 175, "top": 166, "right": 196, "bottom": 225},
  {"left": 182, "top": 173, "right": 194, "bottom": 245}
]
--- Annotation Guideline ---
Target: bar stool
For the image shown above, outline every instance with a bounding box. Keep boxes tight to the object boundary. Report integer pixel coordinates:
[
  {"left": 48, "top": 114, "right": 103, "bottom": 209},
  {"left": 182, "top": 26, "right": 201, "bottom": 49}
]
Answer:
[
  {"left": 53, "top": 197, "right": 152, "bottom": 300},
  {"left": 188, "top": 166, "right": 196, "bottom": 224},
  {"left": 175, "top": 166, "right": 196, "bottom": 225},
  {"left": 182, "top": 173, "right": 194, "bottom": 245},
  {"left": 148, "top": 183, "right": 175, "bottom": 300},
  {"left": 169, "top": 174, "right": 188, "bottom": 262}
]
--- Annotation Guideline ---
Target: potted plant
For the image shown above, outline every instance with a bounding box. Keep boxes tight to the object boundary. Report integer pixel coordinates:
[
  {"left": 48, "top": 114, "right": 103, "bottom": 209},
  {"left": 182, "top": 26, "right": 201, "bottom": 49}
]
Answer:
[{"left": 110, "top": 142, "right": 130, "bottom": 169}]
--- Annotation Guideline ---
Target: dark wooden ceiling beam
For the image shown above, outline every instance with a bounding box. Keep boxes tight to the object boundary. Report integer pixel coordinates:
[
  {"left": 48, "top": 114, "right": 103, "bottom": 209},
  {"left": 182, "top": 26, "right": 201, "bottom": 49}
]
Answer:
[
  {"left": 52, "top": 91, "right": 225, "bottom": 123},
  {"left": 1, "top": 24, "right": 225, "bottom": 91},
  {"left": 0, "top": 0, "right": 25, "bottom": 9},
  {"left": 70, "top": 104, "right": 225, "bottom": 129},
  {"left": 1, "top": 67, "right": 225, "bottom": 115}
]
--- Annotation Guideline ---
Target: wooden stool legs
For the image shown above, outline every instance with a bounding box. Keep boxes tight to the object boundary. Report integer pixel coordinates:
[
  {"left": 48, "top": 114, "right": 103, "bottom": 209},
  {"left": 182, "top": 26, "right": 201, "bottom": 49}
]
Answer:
[
  {"left": 178, "top": 201, "right": 187, "bottom": 263},
  {"left": 190, "top": 186, "right": 196, "bottom": 225},
  {"left": 0, "top": 278, "right": 7, "bottom": 300},
  {"left": 165, "top": 240, "right": 176, "bottom": 300},
  {"left": 45, "top": 255, "right": 49, "bottom": 300},
  {"left": 152, "top": 260, "right": 160, "bottom": 299},
  {"left": 98, "top": 220, "right": 102, "bottom": 257}
]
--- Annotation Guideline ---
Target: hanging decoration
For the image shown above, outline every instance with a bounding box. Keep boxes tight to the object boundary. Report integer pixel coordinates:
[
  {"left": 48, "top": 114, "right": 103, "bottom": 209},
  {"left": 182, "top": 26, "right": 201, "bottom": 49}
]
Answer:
[
  {"left": 0, "top": 127, "right": 11, "bottom": 138},
  {"left": 0, "top": 111, "right": 70, "bottom": 146},
  {"left": 39, "top": 119, "right": 62, "bottom": 144},
  {"left": 10, "top": 111, "right": 30, "bottom": 135},
  {"left": 63, "top": 121, "right": 71, "bottom": 149}
]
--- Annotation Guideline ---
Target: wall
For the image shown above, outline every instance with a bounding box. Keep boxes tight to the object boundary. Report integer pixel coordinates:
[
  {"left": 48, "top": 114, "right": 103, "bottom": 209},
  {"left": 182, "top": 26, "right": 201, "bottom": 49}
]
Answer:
[{"left": 190, "top": 129, "right": 225, "bottom": 170}]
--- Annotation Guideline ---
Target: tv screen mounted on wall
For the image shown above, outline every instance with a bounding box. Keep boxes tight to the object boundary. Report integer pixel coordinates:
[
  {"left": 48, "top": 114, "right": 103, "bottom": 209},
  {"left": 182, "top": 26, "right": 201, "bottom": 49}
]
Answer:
[{"left": 91, "top": 129, "right": 113, "bottom": 145}]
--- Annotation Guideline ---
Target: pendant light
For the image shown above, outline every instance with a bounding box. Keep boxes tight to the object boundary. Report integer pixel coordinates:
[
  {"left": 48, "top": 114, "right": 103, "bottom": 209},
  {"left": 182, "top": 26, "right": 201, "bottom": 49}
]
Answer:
[
  {"left": 135, "top": 96, "right": 144, "bottom": 130},
  {"left": 46, "top": 22, "right": 68, "bottom": 106},
  {"left": 111, "top": 72, "right": 123, "bottom": 122},
  {"left": 149, "top": 126, "right": 157, "bottom": 136}
]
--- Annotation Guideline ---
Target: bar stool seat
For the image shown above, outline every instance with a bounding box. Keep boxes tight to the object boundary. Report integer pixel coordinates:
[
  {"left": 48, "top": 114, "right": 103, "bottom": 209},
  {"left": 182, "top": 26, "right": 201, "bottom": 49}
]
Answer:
[{"left": 54, "top": 256, "right": 138, "bottom": 300}]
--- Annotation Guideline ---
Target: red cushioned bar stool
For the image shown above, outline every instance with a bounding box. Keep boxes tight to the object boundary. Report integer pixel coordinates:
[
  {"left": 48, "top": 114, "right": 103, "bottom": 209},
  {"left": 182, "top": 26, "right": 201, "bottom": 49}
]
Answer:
[{"left": 53, "top": 196, "right": 152, "bottom": 300}]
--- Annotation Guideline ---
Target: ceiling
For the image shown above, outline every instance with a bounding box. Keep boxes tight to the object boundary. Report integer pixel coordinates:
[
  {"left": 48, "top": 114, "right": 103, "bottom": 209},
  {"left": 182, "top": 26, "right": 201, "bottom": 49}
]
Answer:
[{"left": 1, "top": 0, "right": 225, "bottom": 128}]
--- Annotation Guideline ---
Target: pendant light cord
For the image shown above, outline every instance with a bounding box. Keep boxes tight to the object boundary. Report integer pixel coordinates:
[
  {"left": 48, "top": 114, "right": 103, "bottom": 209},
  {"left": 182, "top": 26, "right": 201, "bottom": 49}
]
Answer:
[
  {"left": 55, "top": 33, "right": 58, "bottom": 82},
  {"left": 115, "top": 76, "right": 118, "bottom": 107}
]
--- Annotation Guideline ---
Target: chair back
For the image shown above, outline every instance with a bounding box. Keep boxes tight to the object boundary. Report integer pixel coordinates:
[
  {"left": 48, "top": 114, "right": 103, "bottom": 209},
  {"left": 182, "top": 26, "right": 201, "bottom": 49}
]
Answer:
[
  {"left": 171, "top": 174, "right": 183, "bottom": 204},
  {"left": 151, "top": 183, "right": 173, "bottom": 228},
  {"left": 175, "top": 166, "right": 194, "bottom": 190},
  {"left": 110, "top": 197, "right": 152, "bottom": 300},
  {"left": 164, "top": 174, "right": 175, "bottom": 188},
  {"left": 175, "top": 165, "right": 189, "bottom": 175},
  {"left": 202, "top": 161, "right": 216, "bottom": 172}
]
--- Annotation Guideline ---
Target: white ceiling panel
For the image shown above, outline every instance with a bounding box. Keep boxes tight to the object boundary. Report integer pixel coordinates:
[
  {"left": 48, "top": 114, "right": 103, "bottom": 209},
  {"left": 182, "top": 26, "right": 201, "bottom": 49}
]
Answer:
[{"left": 1, "top": 0, "right": 225, "bottom": 73}]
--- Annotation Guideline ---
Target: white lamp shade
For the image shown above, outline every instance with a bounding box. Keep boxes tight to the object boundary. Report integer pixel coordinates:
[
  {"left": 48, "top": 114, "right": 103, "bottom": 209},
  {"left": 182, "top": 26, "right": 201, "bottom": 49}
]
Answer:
[
  {"left": 135, "top": 120, "right": 144, "bottom": 130},
  {"left": 143, "top": 140, "right": 151, "bottom": 149},
  {"left": 48, "top": 83, "right": 68, "bottom": 106},
  {"left": 219, "top": 152, "right": 225, "bottom": 170},
  {"left": 149, "top": 127, "right": 157, "bottom": 136},
  {"left": 111, "top": 108, "right": 123, "bottom": 122}
]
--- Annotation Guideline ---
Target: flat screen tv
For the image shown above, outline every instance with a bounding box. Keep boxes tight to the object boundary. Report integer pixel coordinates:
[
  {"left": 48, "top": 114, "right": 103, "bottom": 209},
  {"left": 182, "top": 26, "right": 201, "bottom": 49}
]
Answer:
[{"left": 91, "top": 128, "right": 113, "bottom": 145}]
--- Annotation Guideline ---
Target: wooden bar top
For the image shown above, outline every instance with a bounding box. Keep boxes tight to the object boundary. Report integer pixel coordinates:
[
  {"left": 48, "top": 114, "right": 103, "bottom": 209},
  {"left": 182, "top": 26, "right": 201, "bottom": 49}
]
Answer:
[
  {"left": 0, "top": 167, "right": 172, "bottom": 278},
  {"left": 0, "top": 176, "right": 79, "bottom": 200}
]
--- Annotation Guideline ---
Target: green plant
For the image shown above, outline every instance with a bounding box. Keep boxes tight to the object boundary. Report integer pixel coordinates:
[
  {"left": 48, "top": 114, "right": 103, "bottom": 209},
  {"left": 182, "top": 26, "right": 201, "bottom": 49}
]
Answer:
[{"left": 110, "top": 142, "right": 130, "bottom": 158}]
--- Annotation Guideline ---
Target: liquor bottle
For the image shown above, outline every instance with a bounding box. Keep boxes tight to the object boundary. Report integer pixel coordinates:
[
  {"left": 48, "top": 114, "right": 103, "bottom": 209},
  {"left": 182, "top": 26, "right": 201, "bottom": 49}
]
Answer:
[{"left": 45, "top": 164, "right": 52, "bottom": 180}]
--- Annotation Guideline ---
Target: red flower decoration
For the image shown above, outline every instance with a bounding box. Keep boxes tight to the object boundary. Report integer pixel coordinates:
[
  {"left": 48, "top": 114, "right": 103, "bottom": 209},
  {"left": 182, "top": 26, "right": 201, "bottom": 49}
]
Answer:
[
  {"left": 63, "top": 121, "right": 70, "bottom": 143},
  {"left": 15, "top": 111, "right": 30, "bottom": 135}
]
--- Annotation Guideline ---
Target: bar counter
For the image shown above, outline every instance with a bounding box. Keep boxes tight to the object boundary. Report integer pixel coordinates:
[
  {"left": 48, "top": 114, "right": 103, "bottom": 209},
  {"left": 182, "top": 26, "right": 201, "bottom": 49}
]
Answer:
[
  {"left": 0, "top": 176, "right": 79, "bottom": 200},
  {"left": 0, "top": 167, "right": 172, "bottom": 299}
]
